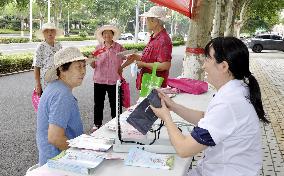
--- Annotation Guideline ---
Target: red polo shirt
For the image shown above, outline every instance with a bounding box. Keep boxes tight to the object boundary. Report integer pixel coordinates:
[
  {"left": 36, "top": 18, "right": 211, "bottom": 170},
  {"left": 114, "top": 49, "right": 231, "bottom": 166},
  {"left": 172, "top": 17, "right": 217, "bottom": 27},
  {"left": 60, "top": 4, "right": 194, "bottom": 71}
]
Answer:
[{"left": 137, "top": 29, "right": 172, "bottom": 89}]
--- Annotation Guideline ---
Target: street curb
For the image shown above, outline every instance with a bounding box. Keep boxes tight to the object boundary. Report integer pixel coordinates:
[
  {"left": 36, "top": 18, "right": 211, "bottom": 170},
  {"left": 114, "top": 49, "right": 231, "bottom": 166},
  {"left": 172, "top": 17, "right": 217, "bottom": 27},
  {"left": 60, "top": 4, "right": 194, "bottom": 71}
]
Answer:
[{"left": 0, "top": 69, "right": 33, "bottom": 77}]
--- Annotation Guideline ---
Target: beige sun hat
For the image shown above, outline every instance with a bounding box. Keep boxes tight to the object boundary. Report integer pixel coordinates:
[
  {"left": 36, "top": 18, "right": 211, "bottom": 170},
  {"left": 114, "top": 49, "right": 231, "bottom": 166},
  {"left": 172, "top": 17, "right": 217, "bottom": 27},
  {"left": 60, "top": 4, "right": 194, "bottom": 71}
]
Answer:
[
  {"left": 95, "top": 25, "right": 121, "bottom": 43},
  {"left": 35, "top": 22, "right": 64, "bottom": 40},
  {"left": 140, "top": 6, "right": 169, "bottom": 22},
  {"left": 45, "top": 47, "right": 95, "bottom": 82}
]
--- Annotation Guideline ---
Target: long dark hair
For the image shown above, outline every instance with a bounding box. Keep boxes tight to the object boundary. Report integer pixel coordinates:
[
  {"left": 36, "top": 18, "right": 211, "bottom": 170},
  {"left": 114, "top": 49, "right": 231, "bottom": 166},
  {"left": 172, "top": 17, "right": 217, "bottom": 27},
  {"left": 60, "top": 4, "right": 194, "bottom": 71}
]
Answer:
[{"left": 205, "top": 37, "right": 269, "bottom": 123}]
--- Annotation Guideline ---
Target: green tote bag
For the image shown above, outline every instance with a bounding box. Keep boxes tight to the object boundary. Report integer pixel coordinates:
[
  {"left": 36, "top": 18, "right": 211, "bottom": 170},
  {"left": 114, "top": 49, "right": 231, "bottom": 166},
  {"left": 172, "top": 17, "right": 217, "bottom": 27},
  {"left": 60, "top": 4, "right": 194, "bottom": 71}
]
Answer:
[{"left": 140, "top": 62, "right": 164, "bottom": 97}]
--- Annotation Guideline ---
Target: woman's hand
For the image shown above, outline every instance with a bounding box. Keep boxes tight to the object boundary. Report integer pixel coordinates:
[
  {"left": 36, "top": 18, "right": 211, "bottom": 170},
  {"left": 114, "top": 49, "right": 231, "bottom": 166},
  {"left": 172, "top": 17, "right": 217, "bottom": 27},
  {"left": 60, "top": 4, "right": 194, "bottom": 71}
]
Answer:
[
  {"left": 126, "top": 56, "right": 135, "bottom": 63},
  {"left": 88, "top": 54, "right": 96, "bottom": 68},
  {"left": 35, "top": 84, "right": 42, "bottom": 97},
  {"left": 88, "top": 54, "right": 94, "bottom": 58},
  {"left": 127, "top": 53, "right": 141, "bottom": 61},
  {"left": 90, "top": 61, "right": 96, "bottom": 68},
  {"left": 150, "top": 99, "right": 172, "bottom": 122},
  {"left": 156, "top": 89, "right": 176, "bottom": 111},
  {"left": 118, "top": 66, "right": 123, "bottom": 75},
  {"left": 136, "top": 61, "right": 144, "bottom": 68}
]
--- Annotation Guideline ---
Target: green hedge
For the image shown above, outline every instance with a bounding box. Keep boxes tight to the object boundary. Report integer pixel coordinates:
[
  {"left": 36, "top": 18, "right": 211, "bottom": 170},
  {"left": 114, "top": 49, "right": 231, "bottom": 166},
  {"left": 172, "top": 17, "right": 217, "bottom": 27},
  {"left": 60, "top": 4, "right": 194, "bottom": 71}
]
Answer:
[
  {"left": 0, "top": 53, "right": 33, "bottom": 74},
  {"left": 0, "top": 41, "right": 184, "bottom": 74},
  {"left": 123, "top": 43, "right": 146, "bottom": 51},
  {"left": 0, "top": 29, "right": 29, "bottom": 34},
  {"left": 32, "top": 36, "right": 96, "bottom": 42},
  {"left": 171, "top": 34, "right": 184, "bottom": 42},
  {"left": 172, "top": 40, "right": 185, "bottom": 46},
  {"left": 0, "top": 36, "right": 96, "bottom": 44},
  {"left": 79, "top": 43, "right": 147, "bottom": 57},
  {"left": 0, "top": 37, "right": 30, "bottom": 44},
  {"left": 0, "top": 37, "right": 184, "bottom": 45}
]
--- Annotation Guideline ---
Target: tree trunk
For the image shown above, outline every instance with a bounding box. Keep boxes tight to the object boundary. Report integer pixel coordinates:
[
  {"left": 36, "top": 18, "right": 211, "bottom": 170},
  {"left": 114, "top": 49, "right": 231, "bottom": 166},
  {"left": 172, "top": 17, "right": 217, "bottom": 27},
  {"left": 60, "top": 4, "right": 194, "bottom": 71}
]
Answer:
[
  {"left": 54, "top": 0, "right": 58, "bottom": 26},
  {"left": 57, "top": 0, "right": 62, "bottom": 28},
  {"left": 224, "top": 0, "right": 235, "bottom": 36},
  {"left": 234, "top": 0, "right": 249, "bottom": 38},
  {"left": 235, "top": 23, "right": 241, "bottom": 38},
  {"left": 39, "top": 11, "right": 44, "bottom": 29},
  {"left": 219, "top": 0, "right": 227, "bottom": 36},
  {"left": 182, "top": 0, "right": 215, "bottom": 80},
  {"left": 211, "top": 0, "right": 222, "bottom": 38},
  {"left": 170, "top": 11, "right": 174, "bottom": 37},
  {"left": 20, "top": 14, "right": 24, "bottom": 37}
]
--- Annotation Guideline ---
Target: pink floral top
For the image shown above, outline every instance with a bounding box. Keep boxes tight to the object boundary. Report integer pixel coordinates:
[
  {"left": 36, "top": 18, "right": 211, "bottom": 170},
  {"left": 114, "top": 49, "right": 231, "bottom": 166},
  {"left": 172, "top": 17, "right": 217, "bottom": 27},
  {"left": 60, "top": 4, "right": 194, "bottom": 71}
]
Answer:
[{"left": 93, "top": 42, "right": 125, "bottom": 85}]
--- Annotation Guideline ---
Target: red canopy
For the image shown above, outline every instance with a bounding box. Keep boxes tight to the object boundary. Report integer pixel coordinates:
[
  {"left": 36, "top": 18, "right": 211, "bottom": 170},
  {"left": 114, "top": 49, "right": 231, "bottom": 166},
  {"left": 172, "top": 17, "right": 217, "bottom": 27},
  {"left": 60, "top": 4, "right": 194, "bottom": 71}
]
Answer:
[{"left": 150, "top": 0, "right": 193, "bottom": 18}]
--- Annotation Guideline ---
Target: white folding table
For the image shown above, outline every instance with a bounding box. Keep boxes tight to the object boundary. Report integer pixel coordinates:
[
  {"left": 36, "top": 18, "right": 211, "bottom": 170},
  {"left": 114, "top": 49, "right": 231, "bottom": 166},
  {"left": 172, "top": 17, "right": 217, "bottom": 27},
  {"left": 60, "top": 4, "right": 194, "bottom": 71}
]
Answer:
[{"left": 26, "top": 90, "right": 214, "bottom": 176}]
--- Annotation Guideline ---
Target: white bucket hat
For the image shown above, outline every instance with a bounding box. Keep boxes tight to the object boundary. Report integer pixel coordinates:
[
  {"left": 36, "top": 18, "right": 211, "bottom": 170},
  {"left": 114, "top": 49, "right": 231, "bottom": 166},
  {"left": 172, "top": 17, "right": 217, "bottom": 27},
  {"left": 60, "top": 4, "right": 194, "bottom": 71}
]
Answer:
[
  {"left": 140, "top": 6, "right": 169, "bottom": 22},
  {"left": 45, "top": 47, "right": 95, "bottom": 82},
  {"left": 95, "top": 25, "right": 121, "bottom": 43},
  {"left": 35, "top": 22, "right": 64, "bottom": 40}
]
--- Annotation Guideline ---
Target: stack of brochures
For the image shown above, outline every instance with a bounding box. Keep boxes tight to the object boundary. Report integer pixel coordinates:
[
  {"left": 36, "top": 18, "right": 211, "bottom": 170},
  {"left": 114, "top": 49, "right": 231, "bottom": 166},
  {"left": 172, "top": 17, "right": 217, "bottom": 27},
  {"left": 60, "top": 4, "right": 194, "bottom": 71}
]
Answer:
[
  {"left": 124, "top": 148, "right": 175, "bottom": 170},
  {"left": 67, "top": 134, "right": 113, "bottom": 151},
  {"left": 47, "top": 149, "right": 104, "bottom": 175}
]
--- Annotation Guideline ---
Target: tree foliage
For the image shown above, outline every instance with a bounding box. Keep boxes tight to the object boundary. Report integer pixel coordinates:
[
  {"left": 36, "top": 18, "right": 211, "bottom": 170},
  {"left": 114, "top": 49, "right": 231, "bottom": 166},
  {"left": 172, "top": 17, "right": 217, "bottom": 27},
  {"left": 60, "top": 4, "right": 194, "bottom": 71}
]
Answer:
[
  {"left": 3, "top": 0, "right": 282, "bottom": 36},
  {"left": 15, "top": 0, "right": 29, "bottom": 11},
  {"left": 0, "top": 0, "right": 12, "bottom": 8},
  {"left": 241, "top": 0, "right": 284, "bottom": 33}
]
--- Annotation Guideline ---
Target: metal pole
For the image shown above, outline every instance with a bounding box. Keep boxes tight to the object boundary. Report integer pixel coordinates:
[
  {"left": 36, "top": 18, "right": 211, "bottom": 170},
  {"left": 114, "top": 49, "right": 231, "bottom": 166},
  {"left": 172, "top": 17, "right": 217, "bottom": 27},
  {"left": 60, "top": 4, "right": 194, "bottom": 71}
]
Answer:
[
  {"left": 48, "top": 0, "right": 51, "bottom": 22},
  {"left": 170, "top": 10, "right": 174, "bottom": 38},
  {"left": 134, "top": 0, "right": 140, "bottom": 43},
  {"left": 142, "top": 3, "right": 145, "bottom": 32},
  {"left": 29, "top": 0, "right": 33, "bottom": 42},
  {"left": 174, "top": 12, "right": 177, "bottom": 35},
  {"left": 67, "top": 10, "right": 70, "bottom": 34}
]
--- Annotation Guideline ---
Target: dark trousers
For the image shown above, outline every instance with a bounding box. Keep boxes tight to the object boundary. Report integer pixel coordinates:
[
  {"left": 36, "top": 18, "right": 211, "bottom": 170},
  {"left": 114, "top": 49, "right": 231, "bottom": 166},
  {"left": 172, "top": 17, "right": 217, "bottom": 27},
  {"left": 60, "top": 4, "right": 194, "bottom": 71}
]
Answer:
[{"left": 93, "top": 83, "right": 122, "bottom": 126}]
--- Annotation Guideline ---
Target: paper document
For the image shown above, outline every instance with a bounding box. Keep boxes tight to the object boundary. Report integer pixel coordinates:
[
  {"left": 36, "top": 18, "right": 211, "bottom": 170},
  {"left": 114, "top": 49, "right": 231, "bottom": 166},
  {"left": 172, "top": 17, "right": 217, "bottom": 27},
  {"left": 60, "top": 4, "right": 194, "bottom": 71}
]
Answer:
[
  {"left": 47, "top": 149, "right": 104, "bottom": 175},
  {"left": 116, "top": 49, "right": 138, "bottom": 57},
  {"left": 124, "top": 148, "right": 175, "bottom": 170},
  {"left": 67, "top": 134, "right": 113, "bottom": 151}
]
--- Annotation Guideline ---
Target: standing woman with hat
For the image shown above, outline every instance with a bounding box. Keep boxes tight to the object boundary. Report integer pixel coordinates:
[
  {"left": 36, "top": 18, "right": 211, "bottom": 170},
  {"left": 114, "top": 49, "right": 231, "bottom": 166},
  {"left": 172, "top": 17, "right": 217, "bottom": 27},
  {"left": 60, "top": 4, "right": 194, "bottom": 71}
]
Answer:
[
  {"left": 36, "top": 47, "right": 94, "bottom": 166},
  {"left": 128, "top": 6, "right": 172, "bottom": 89},
  {"left": 91, "top": 25, "right": 132, "bottom": 131},
  {"left": 33, "top": 22, "right": 63, "bottom": 96}
]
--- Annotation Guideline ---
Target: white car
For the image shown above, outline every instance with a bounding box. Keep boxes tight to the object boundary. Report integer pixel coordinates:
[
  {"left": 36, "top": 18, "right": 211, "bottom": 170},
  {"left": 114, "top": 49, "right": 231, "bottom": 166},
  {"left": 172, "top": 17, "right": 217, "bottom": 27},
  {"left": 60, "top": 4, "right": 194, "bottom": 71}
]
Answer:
[
  {"left": 119, "top": 33, "right": 134, "bottom": 40},
  {"left": 138, "top": 32, "right": 150, "bottom": 41}
]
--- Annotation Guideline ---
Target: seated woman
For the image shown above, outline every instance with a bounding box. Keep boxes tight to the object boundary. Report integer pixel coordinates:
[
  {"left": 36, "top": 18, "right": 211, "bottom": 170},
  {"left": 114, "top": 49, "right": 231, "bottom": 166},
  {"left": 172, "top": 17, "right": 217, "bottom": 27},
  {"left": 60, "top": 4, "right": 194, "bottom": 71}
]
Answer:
[
  {"left": 36, "top": 47, "right": 94, "bottom": 166},
  {"left": 151, "top": 37, "right": 269, "bottom": 176}
]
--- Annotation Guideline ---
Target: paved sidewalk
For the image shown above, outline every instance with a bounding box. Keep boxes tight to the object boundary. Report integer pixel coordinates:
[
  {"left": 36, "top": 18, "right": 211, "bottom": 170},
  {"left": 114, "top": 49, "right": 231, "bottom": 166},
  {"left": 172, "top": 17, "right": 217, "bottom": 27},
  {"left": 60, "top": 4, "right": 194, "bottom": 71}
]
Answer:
[
  {"left": 252, "top": 58, "right": 284, "bottom": 176},
  {"left": 192, "top": 57, "right": 284, "bottom": 176}
]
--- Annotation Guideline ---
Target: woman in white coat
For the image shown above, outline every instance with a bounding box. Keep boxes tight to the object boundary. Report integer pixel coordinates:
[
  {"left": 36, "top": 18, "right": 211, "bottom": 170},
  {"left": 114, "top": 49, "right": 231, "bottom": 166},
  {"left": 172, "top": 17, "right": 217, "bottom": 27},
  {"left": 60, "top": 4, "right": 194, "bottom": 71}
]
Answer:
[{"left": 151, "top": 37, "right": 269, "bottom": 176}]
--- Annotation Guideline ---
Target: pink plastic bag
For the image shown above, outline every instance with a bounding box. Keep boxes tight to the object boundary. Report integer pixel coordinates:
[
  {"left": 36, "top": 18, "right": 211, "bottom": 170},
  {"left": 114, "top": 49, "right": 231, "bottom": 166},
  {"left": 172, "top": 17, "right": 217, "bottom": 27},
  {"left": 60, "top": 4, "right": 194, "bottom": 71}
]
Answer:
[
  {"left": 32, "top": 89, "right": 40, "bottom": 112},
  {"left": 167, "top": 78, "right": 208, "bottom": 95},
  {"left": 121, "top": 78, "right": 130, "bottom": 108}
]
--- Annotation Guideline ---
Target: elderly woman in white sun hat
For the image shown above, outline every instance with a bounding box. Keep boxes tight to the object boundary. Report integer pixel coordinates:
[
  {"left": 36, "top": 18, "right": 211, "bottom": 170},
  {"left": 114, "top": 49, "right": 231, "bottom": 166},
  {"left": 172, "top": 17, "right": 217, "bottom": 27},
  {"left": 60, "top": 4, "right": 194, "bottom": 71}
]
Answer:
[
  {"left": 127, "top": 6, "right": 172, "bottom": 90},
  {"left": 36, "top": 47, "right": 95, "bottom": 166},
  {"left": 90, "top": 25, "right": 133, "bottom": 131},
  {"left": 33, "top": 22, "right": 64, "bottom": 96}
]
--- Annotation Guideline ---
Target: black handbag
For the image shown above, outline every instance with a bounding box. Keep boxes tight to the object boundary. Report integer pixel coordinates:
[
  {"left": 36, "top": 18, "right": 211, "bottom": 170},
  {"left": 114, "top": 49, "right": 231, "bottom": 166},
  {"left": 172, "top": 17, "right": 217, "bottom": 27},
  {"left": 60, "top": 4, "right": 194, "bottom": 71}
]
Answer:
[{"left": 126, "top": 89, "right": 162, "bottom": 135}]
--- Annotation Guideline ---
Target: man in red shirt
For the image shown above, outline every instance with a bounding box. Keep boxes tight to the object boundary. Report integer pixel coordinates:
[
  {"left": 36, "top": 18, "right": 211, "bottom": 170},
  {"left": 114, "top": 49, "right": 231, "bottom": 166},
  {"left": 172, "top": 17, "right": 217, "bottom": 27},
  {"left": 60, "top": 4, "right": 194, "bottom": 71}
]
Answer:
[{"left": 128, "top": 6, "right": 172, "bottom": 89}]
